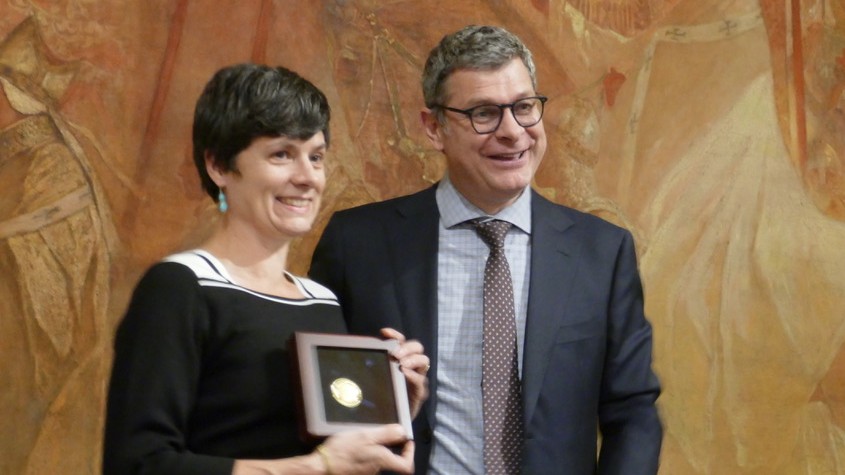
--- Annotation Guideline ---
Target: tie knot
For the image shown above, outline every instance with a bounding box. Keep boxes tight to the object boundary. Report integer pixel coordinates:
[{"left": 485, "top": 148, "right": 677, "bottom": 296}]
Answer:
[{"left": 473, "top": 219, "right": 511, "bottom": 249}]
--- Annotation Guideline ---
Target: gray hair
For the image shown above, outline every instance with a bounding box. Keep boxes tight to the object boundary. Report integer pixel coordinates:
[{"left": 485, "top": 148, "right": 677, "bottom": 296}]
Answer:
[{"left": 421, "top": 25, "right": 537, "bottom": 109}]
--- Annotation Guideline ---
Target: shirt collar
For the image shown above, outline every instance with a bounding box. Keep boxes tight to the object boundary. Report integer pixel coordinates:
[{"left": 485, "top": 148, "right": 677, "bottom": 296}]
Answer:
[{"left": 436, "top": 174, "right": 532, "bottom": 233}]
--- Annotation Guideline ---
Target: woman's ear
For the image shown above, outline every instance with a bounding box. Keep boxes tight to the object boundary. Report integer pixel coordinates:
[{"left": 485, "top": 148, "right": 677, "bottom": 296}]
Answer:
[
  {"left": 204, "top": 151, "right": 228, "bottom": 188},
  {"left": 420, "top": 108, "right": 445, "bottom": 152}
]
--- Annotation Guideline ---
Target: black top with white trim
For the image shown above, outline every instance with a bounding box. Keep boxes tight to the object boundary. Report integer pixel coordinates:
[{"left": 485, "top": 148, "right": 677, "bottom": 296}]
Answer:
[{"left": 103, "top": 250, "right": 345, "bottom": 475}]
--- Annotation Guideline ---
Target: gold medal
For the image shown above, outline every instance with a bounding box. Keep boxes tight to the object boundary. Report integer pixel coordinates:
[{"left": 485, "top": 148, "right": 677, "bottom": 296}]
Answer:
[{"left": 330, "top": 377, "right": 363, "bottom": 408}]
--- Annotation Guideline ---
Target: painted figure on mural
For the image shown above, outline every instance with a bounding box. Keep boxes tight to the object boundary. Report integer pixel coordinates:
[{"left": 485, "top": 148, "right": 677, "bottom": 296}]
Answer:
[
  {"left": 607, "top": 1, "right": 845, "bottom": 472},
  {"left": 0, "top": 17, "right": 115, "bottom": 475}
]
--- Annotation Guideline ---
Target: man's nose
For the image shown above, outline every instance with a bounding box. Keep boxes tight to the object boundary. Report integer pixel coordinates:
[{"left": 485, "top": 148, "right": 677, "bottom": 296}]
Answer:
[{"left": 494, "top": 107, "right": 523, "bottom": 138}]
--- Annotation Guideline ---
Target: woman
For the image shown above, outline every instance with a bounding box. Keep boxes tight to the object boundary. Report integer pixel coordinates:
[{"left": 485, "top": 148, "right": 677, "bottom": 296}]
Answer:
[{"left": 103, "top": 64, "right": 428, "bottom": 475}]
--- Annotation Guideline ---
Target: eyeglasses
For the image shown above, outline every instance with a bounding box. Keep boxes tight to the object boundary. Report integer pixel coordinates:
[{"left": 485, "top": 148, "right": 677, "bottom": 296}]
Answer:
[{"left": 434, "top": 95, "right": 548, "bottom": 134}]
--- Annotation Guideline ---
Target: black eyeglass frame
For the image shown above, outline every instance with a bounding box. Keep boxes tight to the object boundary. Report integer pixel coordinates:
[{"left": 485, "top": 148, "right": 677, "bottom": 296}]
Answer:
[{"left": 433, "top": 95, "right": 549, "bottom": 134}]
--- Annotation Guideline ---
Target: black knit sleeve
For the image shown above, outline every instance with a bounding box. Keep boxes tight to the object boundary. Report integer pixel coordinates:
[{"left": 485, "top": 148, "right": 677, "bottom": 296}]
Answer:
[{"left": 102, "top": 262, "right": 234, "bottom": 475}]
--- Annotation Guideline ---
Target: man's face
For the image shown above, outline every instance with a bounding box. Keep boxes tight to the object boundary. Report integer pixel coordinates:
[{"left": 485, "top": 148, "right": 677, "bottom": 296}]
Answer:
[{"left": 422, "top": 58, "right": 547, "bottom": 214}]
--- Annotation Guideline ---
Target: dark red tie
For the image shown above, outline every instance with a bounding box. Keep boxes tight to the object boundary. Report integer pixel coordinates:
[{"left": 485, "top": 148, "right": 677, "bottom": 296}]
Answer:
[{"left": 474, "top": 219, "right": 523, "bottom": 474}]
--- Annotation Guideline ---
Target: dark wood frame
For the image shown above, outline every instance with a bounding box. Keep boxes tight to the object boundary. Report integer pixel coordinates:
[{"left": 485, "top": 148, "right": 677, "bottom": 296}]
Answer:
[{"left": 289, "top": 332, "right": 414, "bottom": 443}]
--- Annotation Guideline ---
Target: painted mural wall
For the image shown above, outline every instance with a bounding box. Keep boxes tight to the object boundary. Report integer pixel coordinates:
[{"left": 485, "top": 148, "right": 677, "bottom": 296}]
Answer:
[{"left": 1, "top": 0, "right": 843, "bottom": 473}]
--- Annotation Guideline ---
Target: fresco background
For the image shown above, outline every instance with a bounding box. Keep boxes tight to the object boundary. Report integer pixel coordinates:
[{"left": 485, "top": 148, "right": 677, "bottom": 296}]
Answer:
[{"left": 1, "top": 0, "right": 844, "bottom": 473}]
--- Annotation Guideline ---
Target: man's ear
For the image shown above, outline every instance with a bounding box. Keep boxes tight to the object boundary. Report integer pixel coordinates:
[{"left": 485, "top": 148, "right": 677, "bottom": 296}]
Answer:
[{"left": 420, "top": 108, "right": 445, "bottom": 152}]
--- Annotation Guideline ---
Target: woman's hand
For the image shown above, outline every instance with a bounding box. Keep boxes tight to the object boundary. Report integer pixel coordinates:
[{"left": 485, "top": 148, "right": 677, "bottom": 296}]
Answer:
[
  {"left": 315, "top": 424, "right": 414, "bottom": 474},
  {"left": 232, "top": 424, "right": 412, "bottom": 475},
  {"left": 381, "top": 327, "right": 429, "bottom": 419}
]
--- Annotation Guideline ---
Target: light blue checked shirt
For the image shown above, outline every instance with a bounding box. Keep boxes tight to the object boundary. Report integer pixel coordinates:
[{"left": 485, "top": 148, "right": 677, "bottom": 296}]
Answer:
[{"left": 429, "top": 176, "right": 531, "bottom": 475}]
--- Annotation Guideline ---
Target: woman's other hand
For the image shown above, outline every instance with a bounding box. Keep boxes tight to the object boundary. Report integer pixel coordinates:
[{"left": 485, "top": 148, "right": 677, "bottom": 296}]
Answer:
[{"left": 381, "top": 327, "right": 429, "bottom": 418}]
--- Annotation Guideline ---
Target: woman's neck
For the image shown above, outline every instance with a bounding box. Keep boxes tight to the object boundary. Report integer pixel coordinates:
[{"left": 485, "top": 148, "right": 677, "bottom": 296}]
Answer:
[{"left": 200, "top": 227, "right": 302, "bottom": 299}]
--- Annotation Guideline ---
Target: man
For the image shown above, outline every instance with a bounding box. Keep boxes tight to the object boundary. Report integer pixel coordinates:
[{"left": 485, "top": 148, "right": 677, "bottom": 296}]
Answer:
[{"left": 311, "top": 25, "right": 662, "bottom": 474}]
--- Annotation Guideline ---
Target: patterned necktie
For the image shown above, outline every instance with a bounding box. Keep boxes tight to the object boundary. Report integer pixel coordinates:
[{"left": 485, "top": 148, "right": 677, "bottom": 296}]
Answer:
[{"left": 474, "top": 219, "right": 523, "bottom": 474}]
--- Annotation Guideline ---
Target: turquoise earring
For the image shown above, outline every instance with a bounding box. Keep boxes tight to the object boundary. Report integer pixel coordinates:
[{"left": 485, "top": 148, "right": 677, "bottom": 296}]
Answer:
[{"left": 218, "top": 189, "right": 228, "bottom": 213}]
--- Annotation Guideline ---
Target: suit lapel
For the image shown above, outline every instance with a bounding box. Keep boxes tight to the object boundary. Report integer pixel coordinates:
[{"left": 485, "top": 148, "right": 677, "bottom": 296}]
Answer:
[
  {"left": 384, "top": 186, "right": 440, "bottom": 424},
  {"left": 522, "top": 193, "right": 578, "bottom": 424},
  {"left": 385, "top": 186, "right": 440, "bottom": 361}
]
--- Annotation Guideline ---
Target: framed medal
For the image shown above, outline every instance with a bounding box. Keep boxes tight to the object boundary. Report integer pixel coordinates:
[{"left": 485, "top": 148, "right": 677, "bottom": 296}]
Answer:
[{"left": 288, "top": 332, "right": 414, "bottom": 443}]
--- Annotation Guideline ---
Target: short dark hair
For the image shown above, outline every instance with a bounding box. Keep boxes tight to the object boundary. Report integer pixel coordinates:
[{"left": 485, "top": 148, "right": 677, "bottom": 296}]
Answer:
[
  {"left": 192, "top": 63, "right": 331, "bottom": 201},
  {"left": 422, "top": 25, "right": 537, "bottom": 111}
]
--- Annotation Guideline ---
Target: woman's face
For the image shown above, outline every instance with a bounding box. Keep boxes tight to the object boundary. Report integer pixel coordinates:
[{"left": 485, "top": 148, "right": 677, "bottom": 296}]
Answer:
[{"left": 210, "top": 132, "right": 327, "bottom": 242}]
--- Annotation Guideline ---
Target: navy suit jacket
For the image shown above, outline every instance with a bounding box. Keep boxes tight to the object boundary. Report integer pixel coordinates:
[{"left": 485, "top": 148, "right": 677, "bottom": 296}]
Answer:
[{"left": 310, "top": 185, "right": 662, "bottom": 474}]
